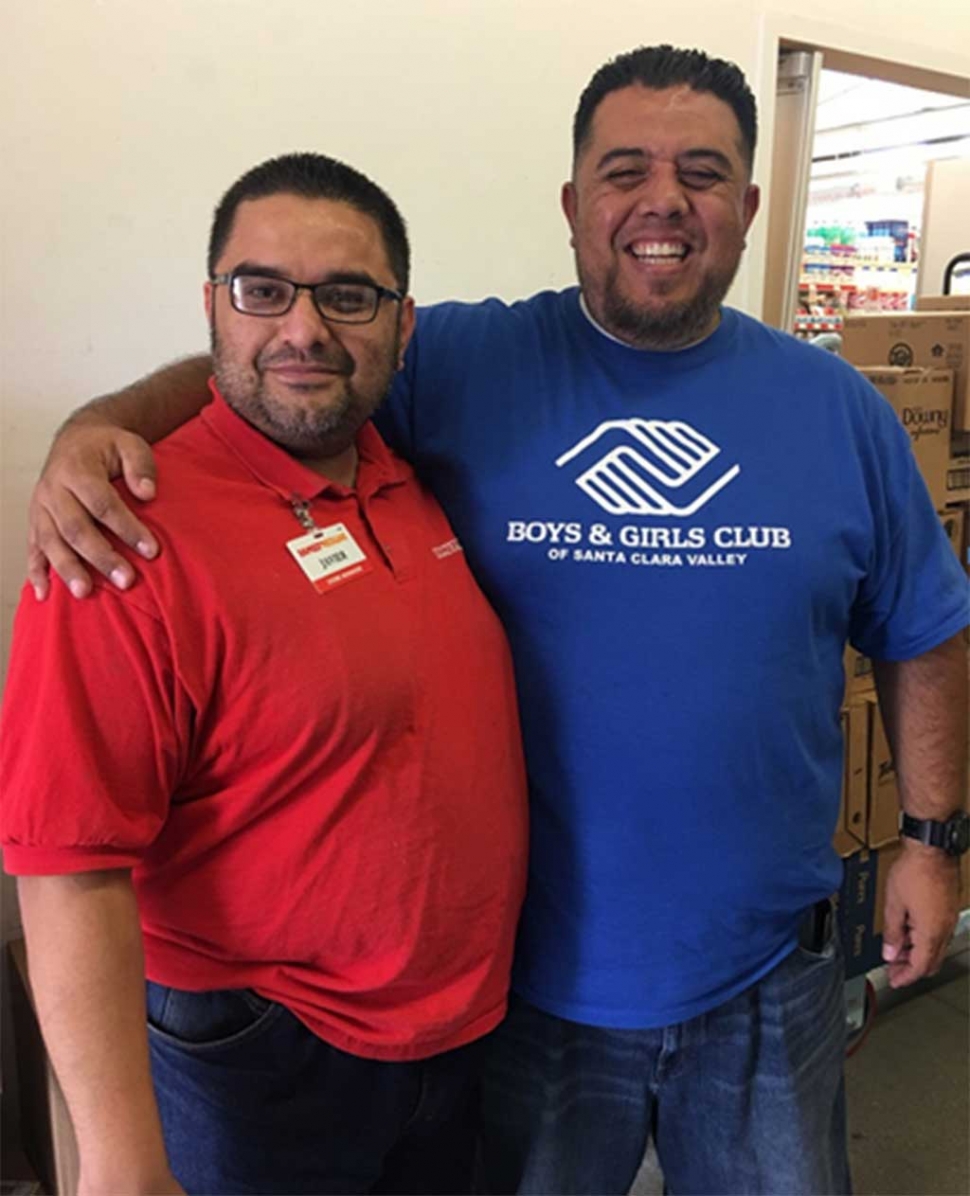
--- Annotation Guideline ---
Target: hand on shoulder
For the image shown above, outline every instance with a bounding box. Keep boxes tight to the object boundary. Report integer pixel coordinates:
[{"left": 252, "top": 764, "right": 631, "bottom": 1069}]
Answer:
[{"left": 28, "top": 417, "right": 159, "bottom": 601}]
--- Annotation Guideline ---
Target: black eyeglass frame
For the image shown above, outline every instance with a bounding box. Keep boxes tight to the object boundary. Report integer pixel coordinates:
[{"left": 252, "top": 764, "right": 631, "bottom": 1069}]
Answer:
[{"left": 210, "top": 270, "right": 404, "bottom": 325}]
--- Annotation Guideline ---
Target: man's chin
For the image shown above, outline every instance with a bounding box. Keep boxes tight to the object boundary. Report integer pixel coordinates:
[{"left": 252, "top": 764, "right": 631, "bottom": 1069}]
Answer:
[
  {"left": 602, "top": 294, "right": 721, "bottom": 351},
  {"left": 258, "top": 418, "right": 362, "bottom": 460}
]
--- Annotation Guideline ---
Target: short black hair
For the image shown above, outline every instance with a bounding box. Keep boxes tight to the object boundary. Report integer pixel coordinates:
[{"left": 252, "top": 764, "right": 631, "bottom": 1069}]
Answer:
[
  {"left": 573, "top": 45, "right": 758, "bottom": 171},
  {"left": 207, "top": 152, "right": 410, "bottom": 291}
]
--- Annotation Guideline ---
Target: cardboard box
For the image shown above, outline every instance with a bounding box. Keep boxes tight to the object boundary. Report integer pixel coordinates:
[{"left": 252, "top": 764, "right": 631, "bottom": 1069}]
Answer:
[
  {"left": 842, "top": 312, "right": 970, "bottom": 430},
  {"left": 857, "top": 368, "right": 952, "bottom": 509},
  {"left": 837, "top": 842, "right": 904, "bottom": 979},
  {"left": 947, "top": 456, "right": 970, "bottom": 504},
  {"left": 917, "top": 294, "right": 970, "bottom": 312},
  {"left": 837, "top": 849, "right": 879, "bottom": 979},
  {"left": 866, "top": 695, "right": 899, "bottom": 848},
  {"left": 833, "top": 707, "right": 866, "bottom": 857},
  {"left": 833, "top": 709, "right": 855, "bottom": 858},
  {"left": 939, "top": 505, "right": 967, "bottom": 568},
  {"left": 833, "top": 698, "right": 869, "bottom": 857},
  {"left": 843, "top": 645, "right": 875, "bottom": 702}
]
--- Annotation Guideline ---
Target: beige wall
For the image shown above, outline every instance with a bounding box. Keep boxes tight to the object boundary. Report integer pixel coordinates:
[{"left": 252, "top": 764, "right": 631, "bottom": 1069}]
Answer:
[
  {"left": 1, "top": 0, "right": 967, "bottom": 1146},
  {"left": 1, "top": 0, "right": 968, "bottom": 706}
]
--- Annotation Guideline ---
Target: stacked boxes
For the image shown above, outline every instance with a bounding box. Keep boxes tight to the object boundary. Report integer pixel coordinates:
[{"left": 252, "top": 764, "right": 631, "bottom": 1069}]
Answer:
[
  {"left": 855, "top": 368, "right": 951, "bottom": 508},
  {"left": 842, "top": 645, "right": 874, "bottom": 703},
  {"left": 833, "top": 690, "right": 896, "bottom": 860},
  {"left": 917, "top": 294, "right": 970, "bottom": 313},
  {"left": 842, "top": 311, "right": 970, "bottom": 429},
  {"left": 833, "top": 696, "right": 869, "bottom": 859},
  {"left": 843, "top": 301, "right": 970, "bottom": 566},
  {"left": 865, "top": 695, "right": 900, "bottom": 849},
  {"left": 836, "top": 295, "right": 970, "bottom": 975},
  {"left": 947, "top": 456, "right": 970, "bottom": 506}
]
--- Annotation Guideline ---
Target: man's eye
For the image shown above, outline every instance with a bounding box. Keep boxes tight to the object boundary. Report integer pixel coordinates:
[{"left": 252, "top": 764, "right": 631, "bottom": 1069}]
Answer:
[
  {"left": 606, "top": 169, "right": 642, "bottom": 184},
  {"left": 239, "top": 279, "right": 289, "bottom": 305},
  {"left": 680, "top": 170, "right": 722, "bottom": 188},
  {"left": 319, "top": 285, "right": 372, "bottom": 314}
]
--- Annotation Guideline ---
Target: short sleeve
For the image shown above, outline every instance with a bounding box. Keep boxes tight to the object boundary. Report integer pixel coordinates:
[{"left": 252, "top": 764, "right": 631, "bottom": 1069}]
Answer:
[{"left": 0, "top": 580, "right": 191, "bottom": 875}]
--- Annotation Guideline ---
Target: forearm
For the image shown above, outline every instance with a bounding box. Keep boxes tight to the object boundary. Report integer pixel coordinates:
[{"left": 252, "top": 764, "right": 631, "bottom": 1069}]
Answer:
[
  {"left": 66, "top": 355, "right": 212, "bottom": 445},
  {"left": 873, "top": 631, "right": 968, "bottom": 820},
  {"left": 18, "top": 870, "right": 174, "bottom": 1193}
]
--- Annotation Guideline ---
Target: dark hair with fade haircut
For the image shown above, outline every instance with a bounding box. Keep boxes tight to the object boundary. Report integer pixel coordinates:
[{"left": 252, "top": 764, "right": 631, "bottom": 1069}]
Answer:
[
  {"left": 573, "top": 45, "right": 758, "bottom": 171},
  {"left": 207, "top": 151, "right": 411, "bottom": 291}
]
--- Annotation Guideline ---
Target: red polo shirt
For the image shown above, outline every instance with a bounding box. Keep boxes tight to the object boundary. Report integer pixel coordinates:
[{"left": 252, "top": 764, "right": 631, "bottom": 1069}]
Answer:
[{"left": 1, "top": 386, "right": 528, "bottom": 1061}]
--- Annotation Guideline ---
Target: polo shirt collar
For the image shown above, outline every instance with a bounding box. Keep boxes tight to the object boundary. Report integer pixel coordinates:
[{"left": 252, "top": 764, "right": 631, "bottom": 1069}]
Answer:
[{"left": 200, "top": 379, "right": 409, "bottom": 502}]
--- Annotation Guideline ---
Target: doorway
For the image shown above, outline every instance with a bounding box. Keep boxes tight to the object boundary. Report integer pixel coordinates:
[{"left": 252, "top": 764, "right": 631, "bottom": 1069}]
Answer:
[{"left": 763, "top": 47, "right": 970, "bottom": 336}]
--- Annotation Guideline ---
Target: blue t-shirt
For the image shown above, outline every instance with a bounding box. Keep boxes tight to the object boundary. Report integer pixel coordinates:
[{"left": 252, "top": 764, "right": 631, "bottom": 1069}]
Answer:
[{"left": 377, "top": 288, "right": 969, "bottom": 1028}]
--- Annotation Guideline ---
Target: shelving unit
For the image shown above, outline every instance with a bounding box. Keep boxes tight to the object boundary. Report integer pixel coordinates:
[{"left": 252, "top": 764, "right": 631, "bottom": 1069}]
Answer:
[
  {"left": 795, "top": 250, "right": 918, "bottom": 338},
  {"left": 794, "top": 313, "right": 845, "bottom": 335}
]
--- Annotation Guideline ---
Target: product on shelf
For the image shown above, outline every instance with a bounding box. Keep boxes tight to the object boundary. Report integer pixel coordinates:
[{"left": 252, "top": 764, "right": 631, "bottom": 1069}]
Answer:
[{"left": 795, "top": 219, "right": 920, "bottom": 336}]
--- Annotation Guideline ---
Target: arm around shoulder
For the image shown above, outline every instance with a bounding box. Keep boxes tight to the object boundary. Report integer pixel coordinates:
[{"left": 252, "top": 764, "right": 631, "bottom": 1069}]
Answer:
[{"left": 28, "top": 355, "right": 212, "bottom": 601}]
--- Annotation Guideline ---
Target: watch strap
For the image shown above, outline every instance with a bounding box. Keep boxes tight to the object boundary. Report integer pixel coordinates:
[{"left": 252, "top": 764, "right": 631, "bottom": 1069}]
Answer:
[{"left": 900, "top": 812, "right": 970, "bottom": 856}]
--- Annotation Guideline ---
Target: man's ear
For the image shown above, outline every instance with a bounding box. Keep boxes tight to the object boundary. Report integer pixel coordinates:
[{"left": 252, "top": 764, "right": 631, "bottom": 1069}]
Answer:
[
  {"left": 561, "top": 181, "right": 578, "bottom": 249},
  {"left": 742, "top": 183, "right": 761, "bottom": 236},
  {"left": 203, "top": 280, "right": 215, "bottom": 326}
]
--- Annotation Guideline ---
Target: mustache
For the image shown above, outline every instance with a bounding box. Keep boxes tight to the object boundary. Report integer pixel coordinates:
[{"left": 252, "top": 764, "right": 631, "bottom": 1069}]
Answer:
[{"left": 256, "top": 345, "right": 354, "bottom": 374}]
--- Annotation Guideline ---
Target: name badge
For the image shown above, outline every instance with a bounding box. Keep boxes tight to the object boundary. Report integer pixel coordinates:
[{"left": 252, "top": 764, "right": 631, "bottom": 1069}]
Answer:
[{"left": 286, "top": 523, "right": 373, "bottom": 593}]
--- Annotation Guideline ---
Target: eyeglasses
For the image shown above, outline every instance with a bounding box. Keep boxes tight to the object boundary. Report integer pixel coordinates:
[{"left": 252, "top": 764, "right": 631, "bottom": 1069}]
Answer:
[{"left": 210, "top": 271, "right": 404, "bottom": 324}]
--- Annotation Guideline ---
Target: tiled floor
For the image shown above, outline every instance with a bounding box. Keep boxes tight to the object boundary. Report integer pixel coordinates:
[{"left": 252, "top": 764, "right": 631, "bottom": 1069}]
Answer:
[{"left": 633, "top": 948, "right": 970, "bottom": 1196}]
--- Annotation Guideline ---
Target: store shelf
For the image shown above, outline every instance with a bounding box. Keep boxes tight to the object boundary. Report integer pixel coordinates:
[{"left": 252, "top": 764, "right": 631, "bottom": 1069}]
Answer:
[
  {"left": 794, "top": 315, "right": 844, "bottom": 334},
  {"left": 800, "top": 279, "right": 859, "bottom": 291},
  {"left": 796, "top": 245, "right": 917, "bottom": 333},
  {"left": 803, "top": 254, "right": 916, "bottom": 271}
]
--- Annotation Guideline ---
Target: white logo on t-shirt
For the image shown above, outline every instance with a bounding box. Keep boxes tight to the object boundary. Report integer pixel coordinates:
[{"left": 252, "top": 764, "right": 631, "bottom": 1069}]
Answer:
[{"left": 556, "top": 418, "right": 740, "bottom": 516}]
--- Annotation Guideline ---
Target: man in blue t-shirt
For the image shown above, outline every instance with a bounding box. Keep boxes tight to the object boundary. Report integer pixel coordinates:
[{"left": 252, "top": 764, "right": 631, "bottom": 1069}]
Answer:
[{"left": 23, "top": 45, "right": 970, "bottom": 1196}]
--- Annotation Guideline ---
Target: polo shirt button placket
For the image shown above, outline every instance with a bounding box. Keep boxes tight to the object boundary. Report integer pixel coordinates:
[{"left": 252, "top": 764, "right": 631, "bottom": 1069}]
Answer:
[{"left": 360, "top": 492, "right": 406, "bottom": 579}]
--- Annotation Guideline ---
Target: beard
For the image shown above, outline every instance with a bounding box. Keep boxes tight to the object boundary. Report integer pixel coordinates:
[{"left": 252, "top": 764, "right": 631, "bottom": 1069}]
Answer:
[
  {"left": 211, "top": 325, "right": 401, "bottom": 461},
  {"left": 587, "top": 254, "right": 741, "bottom": 351}
]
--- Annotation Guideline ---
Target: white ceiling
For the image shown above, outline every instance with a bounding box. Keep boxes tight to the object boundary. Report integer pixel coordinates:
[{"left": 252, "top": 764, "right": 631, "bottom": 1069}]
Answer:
[
  {"left": 814, "top": 71, "right": 966, "bottom": 132},
  {"left": 809, "top": 69, "right": 970, "bottom": 200}
]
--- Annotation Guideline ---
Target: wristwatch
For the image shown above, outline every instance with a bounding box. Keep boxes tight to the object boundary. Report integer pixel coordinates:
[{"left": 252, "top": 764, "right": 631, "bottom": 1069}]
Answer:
[{"left": 900, "top": 812, "right": 970, "bottom": 856}]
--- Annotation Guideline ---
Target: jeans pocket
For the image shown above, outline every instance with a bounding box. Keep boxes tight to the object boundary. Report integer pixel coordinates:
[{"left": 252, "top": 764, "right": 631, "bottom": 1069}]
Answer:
[
  {"left": 782, "top": 929, "right": 844, "bottom": 1016},
  {"left": 146, "top": 981, "right": 284, "bottom": 1054}
]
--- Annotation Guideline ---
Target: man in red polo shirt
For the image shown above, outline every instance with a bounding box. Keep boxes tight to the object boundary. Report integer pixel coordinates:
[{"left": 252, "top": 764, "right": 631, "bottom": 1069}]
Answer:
[{"left": 0, "top": 153, "right": 529, "bottom": 1196}]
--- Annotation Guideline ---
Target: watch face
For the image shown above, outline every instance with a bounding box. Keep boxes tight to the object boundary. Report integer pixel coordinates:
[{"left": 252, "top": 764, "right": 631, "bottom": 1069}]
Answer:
[{"left": 946, "top": 816, "right": 970, "bottom": 855}]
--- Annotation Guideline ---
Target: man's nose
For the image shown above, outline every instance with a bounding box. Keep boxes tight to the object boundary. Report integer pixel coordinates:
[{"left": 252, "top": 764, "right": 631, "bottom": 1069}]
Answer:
[
  {"left": 634, "top": 164, "right": 690, "bottom": 220},
  {"left": 278, "top": 289, "right": 334, "bottom": 348}
]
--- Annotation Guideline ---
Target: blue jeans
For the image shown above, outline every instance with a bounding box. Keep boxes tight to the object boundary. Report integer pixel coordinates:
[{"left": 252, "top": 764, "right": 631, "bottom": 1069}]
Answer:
[
  {"left": 479, "top": 935, "right": 850, "bottom": 1195},
  {"left": 146, "top": 982, "right": 485, "bottom": 1195}
]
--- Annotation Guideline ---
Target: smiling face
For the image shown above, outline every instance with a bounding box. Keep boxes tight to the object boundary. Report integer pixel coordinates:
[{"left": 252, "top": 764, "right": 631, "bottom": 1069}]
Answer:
[
  {"left": 562, "top": 84, "right": 760, "bottom": 350},
  {"left": 205, "top": 192, "right": 414, "bottom": 473}
]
